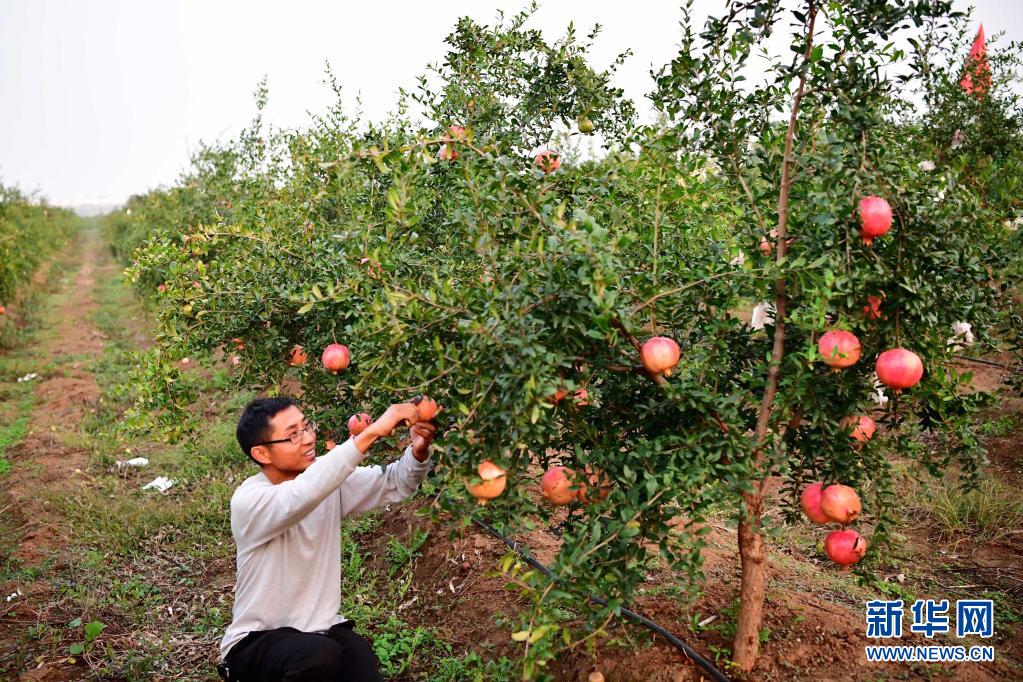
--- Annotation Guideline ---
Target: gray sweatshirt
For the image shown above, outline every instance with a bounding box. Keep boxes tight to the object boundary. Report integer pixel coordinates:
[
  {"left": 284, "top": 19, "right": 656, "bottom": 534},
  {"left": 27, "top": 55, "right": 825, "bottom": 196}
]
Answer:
[{"left": 219, "top": 437, "right": 432, "bottom": 662}]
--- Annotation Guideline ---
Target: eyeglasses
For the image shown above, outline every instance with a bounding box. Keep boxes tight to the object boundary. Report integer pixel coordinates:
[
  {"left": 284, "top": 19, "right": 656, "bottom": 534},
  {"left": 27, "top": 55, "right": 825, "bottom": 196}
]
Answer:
[{"left": 255, "top": 421, "right": 317, "bottom": 447}]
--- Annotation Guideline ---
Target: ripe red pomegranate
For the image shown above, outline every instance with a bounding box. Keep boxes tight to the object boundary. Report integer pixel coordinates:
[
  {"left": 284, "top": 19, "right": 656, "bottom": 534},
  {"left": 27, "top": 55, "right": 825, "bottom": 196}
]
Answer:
[
  {"left": 547, "top": 387, "right": 569, "bottom": 404},
  {"left": 839, "top": 415, "right": 876, "bottom": 443},
  {"left": 416, "top": 396, "right": 440, "bottom": 421},
  {"left": 824, "top": 530, "right": 868, "bottom": 566},
  {"left": 321, "top": 344, "right": 351, "bottom": 374},
  {"left": 640, "top": 336, "right": 681, "bottom": 376},
  {"left": 541, "top": 466, "right": 578, "bottom": 505},
  {"left": 465, "top": 460, "right": 507, "bottom": 504},
  {"left": 820, "top": 484, "right": 862, "bottom": 524},
  {"left": 347, "top": 413, "right": 373, "bottom": 436},
  {"left": 447, "top": 125, "right": 467, "bottom": 141},
  {"left": 287, "top": 344, "right": 308, "bottom": 366},
  {"left": 800, "top": 482, "right": 829, "bottom": 525},
  {"left": 858, "top": 196, "right": 892, "bottom": 245},
  {"left": 439, "top": 144, "right": 459, "bottom": 161},
  {"left": 535, "top": 151, "right": 560, "bottom": 173},
  {"left": 818, "top": 330, "right": 861, "bottom": 368},
  {"left": 577, "top": 466, "right": 612, "bottom": 504},
  {"left": 862, "top": 294, "right": 883, "bottom": 320},
  {"left": 875, "top": 348, "right": 924, "bottom": 392}
]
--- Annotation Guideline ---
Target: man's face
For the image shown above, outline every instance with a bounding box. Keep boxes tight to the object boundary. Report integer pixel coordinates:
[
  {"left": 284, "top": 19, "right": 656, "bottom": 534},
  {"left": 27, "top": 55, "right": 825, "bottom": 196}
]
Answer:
[{"left": 251, "top": 405, "right": 317, "bottom": 482}]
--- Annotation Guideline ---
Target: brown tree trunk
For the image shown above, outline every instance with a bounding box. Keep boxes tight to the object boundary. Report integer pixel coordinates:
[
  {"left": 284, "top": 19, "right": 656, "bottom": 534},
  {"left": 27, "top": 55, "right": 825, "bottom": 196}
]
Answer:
[
  {"left": 733, "top": 492, "right": 767, "bottom": 668},
  {"left": 731, "top": 1, "right": 817, "bottom": 673}
]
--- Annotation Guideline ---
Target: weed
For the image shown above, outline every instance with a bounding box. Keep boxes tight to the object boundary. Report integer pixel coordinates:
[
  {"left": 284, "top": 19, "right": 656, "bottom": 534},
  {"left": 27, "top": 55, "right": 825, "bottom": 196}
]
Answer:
[
  {"left": 922, "top": 478, "right": 1023, "bottom": 542},
  {"left": 386, "top": 528, "right": 430, "bottom": 575}
]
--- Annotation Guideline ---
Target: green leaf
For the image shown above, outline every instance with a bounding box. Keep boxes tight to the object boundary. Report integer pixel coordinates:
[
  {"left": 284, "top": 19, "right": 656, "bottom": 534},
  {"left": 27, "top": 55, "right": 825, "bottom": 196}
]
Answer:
[
  {"left": 297, "top": 301, "right": 315, "bottom": 315},
  {"left": 69, "top": 643, "right": 84, "bottom": 656},
  {"left": 84, "top": 621, "right": 105, "bottom": 641}
]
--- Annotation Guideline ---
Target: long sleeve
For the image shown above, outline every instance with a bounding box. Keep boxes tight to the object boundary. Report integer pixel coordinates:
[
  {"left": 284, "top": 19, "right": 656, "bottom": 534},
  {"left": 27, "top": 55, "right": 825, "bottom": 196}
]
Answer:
[
  {"left": 231, "top": 438, "right": 364, "bottom": 550},
  {"left": 339, "top": 445, "right": 432, "bottom": 518}
]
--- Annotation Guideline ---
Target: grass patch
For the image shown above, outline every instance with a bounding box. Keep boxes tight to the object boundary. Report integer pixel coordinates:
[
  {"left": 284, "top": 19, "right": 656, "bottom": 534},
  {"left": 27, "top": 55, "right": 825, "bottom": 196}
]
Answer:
[{"left": 920, "top": 477, "right": 1023, "bottom": 543}]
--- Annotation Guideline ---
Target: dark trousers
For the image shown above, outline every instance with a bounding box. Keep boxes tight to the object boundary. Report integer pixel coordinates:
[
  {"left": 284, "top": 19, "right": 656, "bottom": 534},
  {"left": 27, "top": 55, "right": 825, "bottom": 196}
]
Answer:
[{"left": 222, "top": 621, "right": 384, "bottom": 682}]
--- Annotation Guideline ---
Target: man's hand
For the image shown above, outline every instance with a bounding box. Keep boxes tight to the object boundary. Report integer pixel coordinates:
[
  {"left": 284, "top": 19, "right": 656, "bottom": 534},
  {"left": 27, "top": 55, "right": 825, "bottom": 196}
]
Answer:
[
  {"left": 410, "top": 421, "right": 436, "bottom": 462},
  {"left": 353, "top": 403, "right": 419, "bottom": 454}
]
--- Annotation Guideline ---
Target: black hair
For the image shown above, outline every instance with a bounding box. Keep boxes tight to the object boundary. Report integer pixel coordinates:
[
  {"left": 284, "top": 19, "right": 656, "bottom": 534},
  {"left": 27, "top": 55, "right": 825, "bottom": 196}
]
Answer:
[{"left": 236, "top": 397, "right": 297, "bottom": 465}]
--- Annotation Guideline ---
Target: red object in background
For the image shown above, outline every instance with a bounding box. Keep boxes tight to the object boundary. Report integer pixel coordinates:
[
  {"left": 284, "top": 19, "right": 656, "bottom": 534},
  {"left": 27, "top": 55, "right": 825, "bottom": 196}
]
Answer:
[{"left": 960, "top": 25, "right": 990, "bottom": 98}]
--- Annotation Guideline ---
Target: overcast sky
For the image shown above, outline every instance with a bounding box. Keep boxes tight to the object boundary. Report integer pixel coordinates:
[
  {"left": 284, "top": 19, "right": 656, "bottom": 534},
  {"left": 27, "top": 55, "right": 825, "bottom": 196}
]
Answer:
[{"left": 1, "top": 1, "right": 1020, "bottom": 208}]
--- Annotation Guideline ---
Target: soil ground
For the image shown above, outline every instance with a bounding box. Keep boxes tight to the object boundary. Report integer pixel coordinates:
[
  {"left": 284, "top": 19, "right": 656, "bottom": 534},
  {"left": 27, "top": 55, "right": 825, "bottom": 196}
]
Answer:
[{"left": 0, "top": 230, "right": 1021, "bottom": 680}]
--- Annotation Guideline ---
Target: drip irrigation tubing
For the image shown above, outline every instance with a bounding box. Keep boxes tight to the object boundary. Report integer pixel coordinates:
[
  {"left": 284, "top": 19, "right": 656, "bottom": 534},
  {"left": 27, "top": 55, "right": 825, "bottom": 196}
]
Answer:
[
  {"left": 469, "top": 515, "right": 733, "bottom": 682},
  {"left": 958, "top": 354, "right": 1022, "bottom": 373}
]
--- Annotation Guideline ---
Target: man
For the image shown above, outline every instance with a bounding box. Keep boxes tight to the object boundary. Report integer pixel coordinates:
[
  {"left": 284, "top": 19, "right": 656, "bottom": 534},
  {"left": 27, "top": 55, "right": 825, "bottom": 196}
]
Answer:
[{"left": 217, "top": 397, "right": 435, "bottom": 681}]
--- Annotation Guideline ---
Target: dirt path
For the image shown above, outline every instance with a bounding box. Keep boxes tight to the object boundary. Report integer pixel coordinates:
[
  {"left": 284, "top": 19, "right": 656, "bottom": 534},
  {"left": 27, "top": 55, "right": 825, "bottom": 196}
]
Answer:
[{"left": 0, "top": 227, "right": 111, "bottom": 679}]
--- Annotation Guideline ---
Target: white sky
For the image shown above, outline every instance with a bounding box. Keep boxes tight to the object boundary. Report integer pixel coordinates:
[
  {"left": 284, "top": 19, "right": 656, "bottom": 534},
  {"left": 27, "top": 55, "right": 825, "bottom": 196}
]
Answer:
[{"left": 1, "top": 1, "right": 1020, "bottom": 208}]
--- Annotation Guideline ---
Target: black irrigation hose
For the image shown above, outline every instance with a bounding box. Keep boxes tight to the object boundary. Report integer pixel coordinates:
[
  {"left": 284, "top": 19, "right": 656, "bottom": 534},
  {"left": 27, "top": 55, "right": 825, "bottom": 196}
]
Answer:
[
  {"left": 470, "top": 516, "right": 733, "bottom": 682},
  {"left": 958, "top": 354, "right": 1023, "bottom": 374}
]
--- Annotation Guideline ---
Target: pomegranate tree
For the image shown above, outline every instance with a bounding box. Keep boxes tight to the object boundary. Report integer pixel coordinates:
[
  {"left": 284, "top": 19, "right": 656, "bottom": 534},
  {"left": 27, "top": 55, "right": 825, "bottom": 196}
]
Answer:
[{"left": 108, "top": 3, "right": 1022, "bottom": 676}]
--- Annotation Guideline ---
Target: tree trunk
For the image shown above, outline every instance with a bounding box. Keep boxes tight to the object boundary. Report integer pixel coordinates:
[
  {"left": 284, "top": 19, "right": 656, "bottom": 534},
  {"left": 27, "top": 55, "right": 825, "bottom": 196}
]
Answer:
[
  {"left": 733, "top": 491, "right": 767, "bottom": 671},
  {"left": 730, "top": 1, "right": 817, "bottom": 672}
]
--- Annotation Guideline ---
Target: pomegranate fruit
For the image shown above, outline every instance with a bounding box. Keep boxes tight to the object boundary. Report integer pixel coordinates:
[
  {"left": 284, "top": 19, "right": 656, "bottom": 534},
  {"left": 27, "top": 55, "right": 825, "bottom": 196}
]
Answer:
[
  {"left": 820, "top": 484, "right": 862, "bottom": 525},
  {"left": 875, "top": 348, "right": 924, "bottom": 392},
  {"left": 157, "top": 284, "right": 167, "bottom": 293},
  {"left": 0, "top": 305, "right": 5, "bottom": 315},
  {"left": 347, "top": 413, "right": 373, "bottom": 436},
  {"left": 824, "top": 530, "right": 868, "bottom": 566},
  {"left": 858, "top": 196, "right": 892, "bottom": 245},
  {"left": 800, "top": 482, "right": 829, "bottom": 524},
  {"left": 541, "top": 466, "right": 578, "bottom": 505},
  {"left": 573, "top": 388, "right": 590, "bottom": 406},
  {"left": 577, "top": 115, "right": 594, "bottom": 134},
  {"left": 818, "top": 330, "right": 861, "bottom": 368},
  {"left": 547, "top": 387, "right": 569, "bottom": 404},
  {"left": 839, "top": 415, "right": 876, "bottom": 443},
  {"left": 321, "top": 344, "right": 351, "bottom": 374},
  {"left": 416, "top": 396, "right": 440, "bottom": 421},
  {"left": 640, "top": 336, "right": 681, "bottom": 376},
  {"left": 465, "top": 460, "right": 507, "bottom": 504},
  {"left": 287, "top": 344, "right": 308, "bottom": 366},
  {"left": 535, "top": 151, "right": 560, "bottom": 173},
  {"left": 439, "top": 144, "right": 459, "bottom": 161},
  {"left": 447, "top": 125, "right": 467, "bottom": 141}
]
